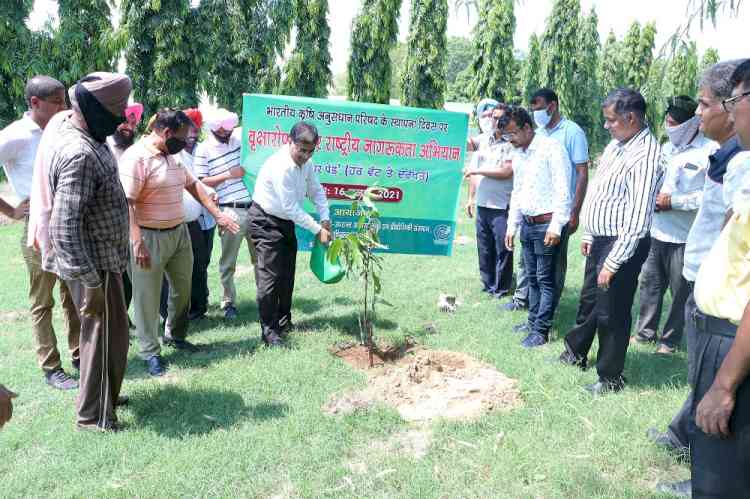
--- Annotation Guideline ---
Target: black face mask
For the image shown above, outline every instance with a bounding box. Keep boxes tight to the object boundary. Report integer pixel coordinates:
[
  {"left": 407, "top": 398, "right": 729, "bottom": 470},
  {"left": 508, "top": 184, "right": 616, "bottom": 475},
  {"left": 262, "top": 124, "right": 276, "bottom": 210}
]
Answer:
[
  {"left": 74, "top": 77, "right": 126, "bottom": 143},
  {"left": 212, "top": 130, "right": 230, "bottom": 144},
  {"left": 165, "top": 137, "right": 187, "bottom": 155}
]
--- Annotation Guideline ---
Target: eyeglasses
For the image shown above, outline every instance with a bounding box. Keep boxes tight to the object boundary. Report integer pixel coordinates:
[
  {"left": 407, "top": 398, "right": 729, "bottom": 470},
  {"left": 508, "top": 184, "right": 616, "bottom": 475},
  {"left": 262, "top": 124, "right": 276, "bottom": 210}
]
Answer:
[{"left": 722, "top": 90, "right": 750, "bottom": 113}]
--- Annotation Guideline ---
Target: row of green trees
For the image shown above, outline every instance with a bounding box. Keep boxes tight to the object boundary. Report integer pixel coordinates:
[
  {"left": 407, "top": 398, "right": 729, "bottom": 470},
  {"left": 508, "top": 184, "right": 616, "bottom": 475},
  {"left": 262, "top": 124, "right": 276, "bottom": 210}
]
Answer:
[{"left": 0, "top": 0, "right": 726, "bottom": 151}]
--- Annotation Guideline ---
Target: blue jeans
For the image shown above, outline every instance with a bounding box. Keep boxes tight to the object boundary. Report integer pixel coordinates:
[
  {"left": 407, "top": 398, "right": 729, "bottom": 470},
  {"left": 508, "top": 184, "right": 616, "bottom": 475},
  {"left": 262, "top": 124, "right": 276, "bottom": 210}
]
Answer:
[
  {"left": 475, "top": 207, "right": 513, "bottom": 297},
  {"left": 520, "top": 221, "right": 560, "bottom": 336}
]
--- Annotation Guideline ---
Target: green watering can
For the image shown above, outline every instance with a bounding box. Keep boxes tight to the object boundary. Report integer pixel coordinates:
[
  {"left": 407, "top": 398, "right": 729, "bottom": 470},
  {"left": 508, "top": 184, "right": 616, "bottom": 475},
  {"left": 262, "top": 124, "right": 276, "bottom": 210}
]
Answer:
[{"left": 310, "top": 238, "right": 345, "bottom": 284}]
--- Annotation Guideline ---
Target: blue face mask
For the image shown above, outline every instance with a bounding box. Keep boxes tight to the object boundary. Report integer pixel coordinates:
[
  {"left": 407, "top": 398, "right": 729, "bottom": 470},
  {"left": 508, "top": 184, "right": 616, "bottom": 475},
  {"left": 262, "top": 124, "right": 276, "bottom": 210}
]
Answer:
[{"left": 533, "top": 108, "right": 552, "bottom": 129}]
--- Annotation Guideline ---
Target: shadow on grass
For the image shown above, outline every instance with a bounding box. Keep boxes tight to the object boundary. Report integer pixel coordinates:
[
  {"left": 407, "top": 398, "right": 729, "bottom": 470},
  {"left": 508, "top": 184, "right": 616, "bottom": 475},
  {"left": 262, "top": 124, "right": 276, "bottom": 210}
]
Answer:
[
  {"left": 125, "top": 338, "right": 262, "bottom": 380},
  {"left": 625, "top": 349, "right": 688, "bottom": 390},
  {"left": 128, "top": 385, "right": 288, "bottom": 438},
  {"left": 295, "top": 312, "right": 399, "bottom": 336}
]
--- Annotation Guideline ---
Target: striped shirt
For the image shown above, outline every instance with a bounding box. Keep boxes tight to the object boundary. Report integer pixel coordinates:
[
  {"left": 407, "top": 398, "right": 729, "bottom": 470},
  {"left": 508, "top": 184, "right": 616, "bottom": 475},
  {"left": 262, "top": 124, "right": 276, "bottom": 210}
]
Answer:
[
  {"left": 119, "top": 139, "right": 197, "bottom": 229},
  {"left": 194, "top": 128, "right": 250, "bottom": 204},
  {"left": 581, "top": 127, "right": 664, "bottom": 272}
]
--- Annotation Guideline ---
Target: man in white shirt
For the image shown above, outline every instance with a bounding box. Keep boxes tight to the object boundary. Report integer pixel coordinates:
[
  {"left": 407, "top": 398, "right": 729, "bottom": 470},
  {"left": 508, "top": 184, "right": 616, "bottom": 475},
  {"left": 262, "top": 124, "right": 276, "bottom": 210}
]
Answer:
[
  {"left": 0, "top": 75, "right": 80, "bottom": 391},
  {"left": 194, "top": 109, "right": 256, "bottom": 320},
  {"left": 633, "top": 96, "right": 718, "bottom": 355},
  {"left": 503, "top": 106, "right": 572, "bottom": 349},
  {"left": 248, "top": 121, "right": 332, "bottom": 346},
  {"left": 464, "top": 102, "right": 514, "bottom": 298}
]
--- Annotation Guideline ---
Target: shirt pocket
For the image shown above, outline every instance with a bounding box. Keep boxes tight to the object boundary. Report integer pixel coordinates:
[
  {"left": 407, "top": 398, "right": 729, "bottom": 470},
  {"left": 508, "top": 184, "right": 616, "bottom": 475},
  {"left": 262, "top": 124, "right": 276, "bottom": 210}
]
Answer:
[{"left": 675, "top": 162, "right": 706, "bottom": 194}]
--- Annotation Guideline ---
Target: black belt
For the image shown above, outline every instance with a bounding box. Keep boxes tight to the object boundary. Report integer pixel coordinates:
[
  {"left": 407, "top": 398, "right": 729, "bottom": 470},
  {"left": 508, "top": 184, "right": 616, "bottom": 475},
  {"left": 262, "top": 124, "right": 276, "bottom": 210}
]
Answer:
[
  {"left": 219, "top": 202, "right": 253, "bottom": 209},
  {"left": 139, "top": 223, "right": 182, "bottom": 232},
  {"left": 693, "top": 308, "right": 737, "bottom": 338}
]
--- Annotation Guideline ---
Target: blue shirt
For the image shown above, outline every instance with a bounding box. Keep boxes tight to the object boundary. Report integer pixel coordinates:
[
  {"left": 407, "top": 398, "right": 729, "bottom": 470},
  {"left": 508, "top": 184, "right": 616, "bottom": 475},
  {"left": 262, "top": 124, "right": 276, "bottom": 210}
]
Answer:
[
  {"left": 683, "top": 137, "right": 748, "bottom": 282},
  {"left": 536, "top": 117, "right": 589, "bottom": 200}
]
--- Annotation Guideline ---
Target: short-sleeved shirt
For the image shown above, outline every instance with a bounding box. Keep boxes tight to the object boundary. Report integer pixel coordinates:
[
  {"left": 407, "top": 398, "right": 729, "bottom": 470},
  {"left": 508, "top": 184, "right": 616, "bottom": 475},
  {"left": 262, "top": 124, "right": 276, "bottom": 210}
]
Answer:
[
  {"left": 471, "top": 134, "right": 513, "bottom": 210},
  {"left": 536, "top": 117, "right": 589, "bottom": 199},
  {"left": 194, "top": 128, "right": 249, "bottom": 204},
  {"left": 0, "top": 112, "right": 43, "bottom": 199},
  {"left": 119, "top": 139, "right": 197, "bottom": 229}
]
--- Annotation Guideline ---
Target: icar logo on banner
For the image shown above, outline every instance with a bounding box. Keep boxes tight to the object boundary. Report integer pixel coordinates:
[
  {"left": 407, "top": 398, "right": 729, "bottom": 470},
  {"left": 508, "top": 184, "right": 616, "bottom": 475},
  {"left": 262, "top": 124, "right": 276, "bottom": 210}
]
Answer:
[{"left": 240, "top": 94, "right": 468, "bottom": 256}]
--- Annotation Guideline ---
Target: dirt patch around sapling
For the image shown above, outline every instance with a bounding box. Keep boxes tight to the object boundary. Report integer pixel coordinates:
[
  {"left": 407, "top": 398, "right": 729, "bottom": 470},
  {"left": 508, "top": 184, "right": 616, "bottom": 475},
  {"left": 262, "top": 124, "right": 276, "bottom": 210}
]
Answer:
[
  {"left": 329, "top": 339, "right": 417, "bottom": 370},
  {"left": 324, "top": 347, "right": 522, "bottom": 422}
]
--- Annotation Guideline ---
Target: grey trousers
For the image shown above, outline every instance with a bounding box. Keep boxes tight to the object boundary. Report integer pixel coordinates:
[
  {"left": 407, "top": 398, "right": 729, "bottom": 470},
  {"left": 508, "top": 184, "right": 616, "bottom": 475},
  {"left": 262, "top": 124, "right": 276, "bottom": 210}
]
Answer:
[
  {"left": 218, "top": 206, "right": 256, "bottom": 308},
  {"left": 635, "top": 238, "right": 690, "bottom": 348},
  {"left": 131, "top": 224, "right": 193, "bottom": 359}
]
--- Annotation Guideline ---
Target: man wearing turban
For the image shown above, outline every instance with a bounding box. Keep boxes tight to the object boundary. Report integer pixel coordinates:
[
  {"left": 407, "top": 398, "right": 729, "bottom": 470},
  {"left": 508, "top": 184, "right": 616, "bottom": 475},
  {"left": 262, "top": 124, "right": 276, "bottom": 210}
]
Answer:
[{"left": 46, "top": 72, "right": 133, "bottom": 432}]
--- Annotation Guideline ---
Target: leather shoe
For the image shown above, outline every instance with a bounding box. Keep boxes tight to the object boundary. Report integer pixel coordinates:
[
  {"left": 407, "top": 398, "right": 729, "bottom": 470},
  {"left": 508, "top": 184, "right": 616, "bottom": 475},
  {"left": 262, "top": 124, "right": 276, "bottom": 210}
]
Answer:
[
  {"left": 647, "top": 428, "right": 689, "bottom": 461},
  {"left": 499, "top": 300, "right": 527, "bottom": 312},
  {"left": 279, "top": 321, "right": 296, "bottom": 338},
  {"left": 115, "top": 395, "right": 129, "bottom": 407},
  {"left": 146, "top": 355, "right": 166, "bottom": 377},
  {"left": 584, "top": 376, "right": 625, "bottom": 395},
  {"left": 630, "top": 334, "right": 655, "bottom": 346},
  {"left": 559, "top": 349, "right": 587, "bottom": 370},
  {"left": 223, "top": 304, "right": 238, "bottom": 320},
  {"left": 187, "top": 310, "right": 206, "bottom": 321},
  {"left": 262, "top": 330, "right": 284, "bottom": 347},
  {"left": 656, "top": 343, "right": 676, "bottom": 355},
  {"left": 655, "top": 480, "right": 691, "bottom": 497},
  {"left": 163, "top": 338, "right": 199, "bottom": 353},
  {"left": 76, "top": 421, "right": 124, "bottom": 433},
  {"left": 521, "top": 333, "right": 548, "bottom": 348},
  {"left": 45, "top": 368, "right": 79, "bottom": 390}
]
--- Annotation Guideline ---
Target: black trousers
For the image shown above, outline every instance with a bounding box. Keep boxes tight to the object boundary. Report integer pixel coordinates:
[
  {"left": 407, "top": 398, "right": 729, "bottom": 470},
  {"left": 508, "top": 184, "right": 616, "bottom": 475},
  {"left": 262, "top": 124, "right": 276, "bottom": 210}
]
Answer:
[
  {"left": 475, "top": 206, "right": 513, "bottom": 297},
  {"left": 160, "top": 221, "right": 215, "bottom": 320},
  {"left": 563, "top": 236, "right": 650, "bottom": 380},
  {"left": 689, "top": 315, "right": 750, "bottom": 498},
  {"left": 667, "top": 286, "right": 698, "bottom": 451},
  {"left": 635, "top": 238, "right": 690, "bottom": 348},
  {"left": 247, "top": 203, "right": 297, "bottom": 336}
]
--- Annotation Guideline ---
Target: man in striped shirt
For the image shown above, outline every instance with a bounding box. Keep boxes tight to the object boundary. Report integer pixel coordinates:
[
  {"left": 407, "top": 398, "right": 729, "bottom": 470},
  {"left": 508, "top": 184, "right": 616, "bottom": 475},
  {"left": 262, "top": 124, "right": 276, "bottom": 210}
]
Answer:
[
  {"left": 559, "top": 88, "right": 663, "bottom": 395},
  {"left": 194, "top": 109, "right": 256, "bottom": 320}
]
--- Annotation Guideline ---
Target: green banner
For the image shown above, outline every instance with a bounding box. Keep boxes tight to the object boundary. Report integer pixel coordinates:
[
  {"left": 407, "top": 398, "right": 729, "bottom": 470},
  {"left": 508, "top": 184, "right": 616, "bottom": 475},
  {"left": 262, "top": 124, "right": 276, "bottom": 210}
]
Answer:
[{"left": 240, "top": 94, "right": 468, "bottom": 255}]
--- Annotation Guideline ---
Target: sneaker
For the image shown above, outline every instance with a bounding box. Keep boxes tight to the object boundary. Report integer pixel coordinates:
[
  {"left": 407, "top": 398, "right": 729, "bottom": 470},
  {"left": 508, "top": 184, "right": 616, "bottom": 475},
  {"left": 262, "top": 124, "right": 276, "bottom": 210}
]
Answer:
[
  {"left": 499, "top": 300, "right": 527, "bottom": 312},
  {"left": 163, "top": 338, "right": 199, "bottom": 353},
  {"left": 45, "top": 368, "right": 79, "bottom": 390},
  {"left": 512, "top": 323, "right": 530, "bottom": 334},
  {"left": 521, "top": 333, "right": 548, "bottom": 348},
  {"left": 223, "top": 304, "right": 238, "bottom": 320},
  {"left": 146, "top": 355, "right": 166, "bottom": 377}
]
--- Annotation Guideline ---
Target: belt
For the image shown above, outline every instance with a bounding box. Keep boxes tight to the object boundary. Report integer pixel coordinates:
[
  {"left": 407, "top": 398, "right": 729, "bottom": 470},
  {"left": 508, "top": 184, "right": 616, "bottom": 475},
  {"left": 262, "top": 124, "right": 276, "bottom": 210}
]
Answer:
[
  {"left": 139, "top": 223, "right": 182, "bottom": 232},
  {"left": 693, "top": 309, "right": 737, "bottom": 338},
  {"left": 219, "top": 202, "right": 252, "bottom": 209},
  {"left": 522, "top": 213, "right": 553, "bottom": 225}
]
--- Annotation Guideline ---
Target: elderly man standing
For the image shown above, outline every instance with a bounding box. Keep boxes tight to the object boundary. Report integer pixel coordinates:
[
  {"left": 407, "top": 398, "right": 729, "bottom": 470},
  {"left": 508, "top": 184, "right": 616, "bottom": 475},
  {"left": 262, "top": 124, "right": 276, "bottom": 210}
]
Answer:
[
  {"left": 632, "top": 96, "right": 717, "bottom": 355},
  {"left": 503, "top": 106, "right": 571, "bottom": 348},
  {"left": 47, "top": 73, "right": 132, "bottom": 431},
  {"left": 651, "top": 59, "right": 750, "bottom": 498},
  {"left": 248, "top": 122, "right": 331, "bottom": 346},
  {"left": 194, "top": 109, "right": 255, "bottom": 320},
  {"left": 464, "top": 102, "right": 515, "bottom": 299},
  {"left": 107, "top": 103, "right": 143, "bottom": 162},
  {"left": 558, "top": 88, "right": 663, "bottom": 395},
  {"left": 0, "top": 75, "right": 80, "bottom": 391},
  {"left": 120, "top": 109, "right": 239, "bottom": 377}
]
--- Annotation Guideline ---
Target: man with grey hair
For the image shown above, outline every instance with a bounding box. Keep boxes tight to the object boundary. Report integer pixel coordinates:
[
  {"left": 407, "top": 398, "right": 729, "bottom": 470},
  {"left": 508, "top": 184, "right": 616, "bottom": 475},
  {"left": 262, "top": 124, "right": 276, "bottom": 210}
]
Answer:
[
  {"left": 248, "top": 121, "right": 331, "bottom": 346},
  {"left": 648, "top": 59, "right": 750, "bottom": 498},
  {"left": 559, "top": 88, "right": 663, "bottom": 395},
  {"left": 47, "top": 72, "right": 133, "bottom": 432},
  {"left": 0, "top": 75, "right": 80, "bottom": 391}
]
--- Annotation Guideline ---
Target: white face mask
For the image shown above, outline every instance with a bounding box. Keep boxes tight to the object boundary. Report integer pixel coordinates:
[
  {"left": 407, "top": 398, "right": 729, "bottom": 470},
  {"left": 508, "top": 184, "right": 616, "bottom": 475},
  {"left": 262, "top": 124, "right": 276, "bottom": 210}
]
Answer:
[
  {"left": 479, "top": 116, "right": 495, "bottom": 134},
  {"left": 533, "top": 108, "right": 552, "bottom": 128},
  {"left": 666, "top": 115, "right": 700, "bottom": 149}
]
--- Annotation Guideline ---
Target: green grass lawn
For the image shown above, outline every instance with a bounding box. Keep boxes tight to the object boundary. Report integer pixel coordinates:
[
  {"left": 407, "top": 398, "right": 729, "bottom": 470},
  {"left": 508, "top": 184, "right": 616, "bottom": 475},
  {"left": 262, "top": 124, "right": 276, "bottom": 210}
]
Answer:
[{"left": 0, "top": 187, "right": 689, "bottom": 498}]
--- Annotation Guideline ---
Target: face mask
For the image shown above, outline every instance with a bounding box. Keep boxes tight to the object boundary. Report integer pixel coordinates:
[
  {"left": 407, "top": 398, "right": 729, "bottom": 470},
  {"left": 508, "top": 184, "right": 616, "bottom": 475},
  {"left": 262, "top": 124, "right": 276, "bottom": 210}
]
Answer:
[
  {"left": 666, "top": 115, "right": 700, "bottom": 149},
  {"left": 75, "top": 79, "right": 126, "bottom": 143},
  {"left": 533, "top": 108, "right": 552, "bottom": 129},
  {"left": 479, "top": 117, "right": 495, "bottom": 134},
  {"left": 165, "top": 137, "right": 187, "bottom": 155}
]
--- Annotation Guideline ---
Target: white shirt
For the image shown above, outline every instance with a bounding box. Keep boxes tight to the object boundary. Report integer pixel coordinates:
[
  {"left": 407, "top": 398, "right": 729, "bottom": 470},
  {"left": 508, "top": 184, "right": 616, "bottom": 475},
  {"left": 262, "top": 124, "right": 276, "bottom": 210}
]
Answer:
[
  {"left": 470, "top": 134, "right": 513, "bottom": 210},
  {"left": 0, "top": 112, "right": 43, "bottom": 199},
  {"left": 252, "top": 145, "right": 330, "bottom": 234},
  {"left": 194, "top": 128, "right": 250, "bottom": 204},
  {"left": 179, "top": 151, "right": 204, "bottom": 223},
  {"left": 507, "top": 133, "right": 572, "bottom": 236},
  {"left": 651, "top": 134, "right": 717, "bottom": 244}
]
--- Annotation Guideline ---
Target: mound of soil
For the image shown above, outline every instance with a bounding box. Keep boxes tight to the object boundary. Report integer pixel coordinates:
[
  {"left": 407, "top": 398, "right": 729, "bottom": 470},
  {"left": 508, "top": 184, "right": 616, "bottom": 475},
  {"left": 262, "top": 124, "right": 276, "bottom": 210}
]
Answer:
[{"left": 324, "top": 349, "right": 521, "bottom": 422}]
